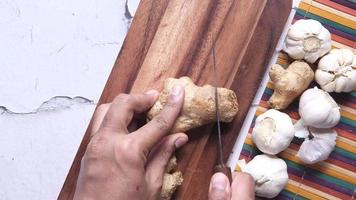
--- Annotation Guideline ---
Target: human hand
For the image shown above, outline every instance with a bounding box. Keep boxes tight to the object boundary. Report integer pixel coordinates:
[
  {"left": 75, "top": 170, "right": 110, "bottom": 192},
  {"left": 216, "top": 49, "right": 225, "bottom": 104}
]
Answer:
[
  {"left": 73, "top": 86, "right": 187, "bottom": 200},
  {"left": 208, "top": 172, "right": 255, "bottom": 200}
]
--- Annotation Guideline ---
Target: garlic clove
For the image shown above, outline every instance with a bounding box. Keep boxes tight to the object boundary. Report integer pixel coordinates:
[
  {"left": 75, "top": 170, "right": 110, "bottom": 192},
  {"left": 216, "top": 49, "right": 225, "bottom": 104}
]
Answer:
[
  {"left": 307, "top": 20, "right": 323, "bottom": 35},
  {"left": 286, "top": 21, "right": 306, "bottom": 40},
  {"left": 294, "top": 119, "right": 309, "bottom": 138},
  {"left": 315, "top": 70, "right": 334, "bottom": 87},
  {"left": 331, "top": 48, "right": 343, "bottom": 63},
  {"left": 322, "top": 81, "right": 336, "bottom": 93},
  {"left": 285, "top": 37, "right": 303, "bottom": 46},
  {"left": 335, "top": 76, "right": 349, "bottom": 93},
  {"left": 284, "top": 43, "right": 305, "bottom": 60},
  {"left": 318, "top": 54, "right": 339, "bottom": 71},
  {"left": 350, "top": 70, "right": 356, "bottom": 91},
  {"left": 337, "top": 68, "right": 356, "bottom": 92},
  {"left": 317, "top": 27, "right": 331, "bottom": 43},
  {"left": 242, "top": 154, "right": 288, "bottom": 198},
  {"left": 252, "top": 109, "right": 295, "bottom": 155},
  {"left": 339, "top": 48, "right": 353, "bottom": 65},
  {"left": 317, "top": 25, "right": 329, "bottom": 35},
  {"left": 297, "top": 128, "right": 337, "bottom": 164},
  {"left": 304, "top": 51, "right": 321, "bottom": 64}
]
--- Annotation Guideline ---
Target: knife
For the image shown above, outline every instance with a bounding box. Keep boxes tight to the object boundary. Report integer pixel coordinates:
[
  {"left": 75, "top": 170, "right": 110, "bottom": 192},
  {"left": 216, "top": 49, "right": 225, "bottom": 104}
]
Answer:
[{"left": 211, "top": 45, "right": 232, "bottom": 183}]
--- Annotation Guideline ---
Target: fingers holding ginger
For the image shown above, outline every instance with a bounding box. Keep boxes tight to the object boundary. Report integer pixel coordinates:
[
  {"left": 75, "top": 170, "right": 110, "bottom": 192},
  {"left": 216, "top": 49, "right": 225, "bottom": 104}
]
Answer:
[{"left": 146, "top": 76, "right": 239, "bottom": 199}]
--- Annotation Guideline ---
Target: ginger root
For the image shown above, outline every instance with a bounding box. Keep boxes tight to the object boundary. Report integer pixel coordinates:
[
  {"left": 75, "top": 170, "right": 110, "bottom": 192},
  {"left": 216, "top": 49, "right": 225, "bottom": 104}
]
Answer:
[
  {"left": 147, "top": 76, "right": 239, "bottom": 132},
  {"left": 269, "top": 61, "right": 314, "bottom": 110},
  {"left": 161, "top": 155, "right": 183, "bottom": 200},
  {"left": 165, "top": 154, "right": 178, "bottom": 172},
  {"left": 161, "top": 172, "right": 183, "bottom": 200}
]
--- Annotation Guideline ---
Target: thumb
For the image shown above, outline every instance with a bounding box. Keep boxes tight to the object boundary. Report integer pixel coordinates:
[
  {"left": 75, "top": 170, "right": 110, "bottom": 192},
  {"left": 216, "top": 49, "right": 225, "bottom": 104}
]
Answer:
[{"left": 208, "top": 173, "right": 231, "bottom": 200}]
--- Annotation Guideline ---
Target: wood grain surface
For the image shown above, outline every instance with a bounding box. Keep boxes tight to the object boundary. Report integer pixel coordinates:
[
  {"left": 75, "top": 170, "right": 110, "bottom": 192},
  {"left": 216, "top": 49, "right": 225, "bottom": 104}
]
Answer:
[{"left": 58, "top": 0, "right": 291, "bottom": 199}]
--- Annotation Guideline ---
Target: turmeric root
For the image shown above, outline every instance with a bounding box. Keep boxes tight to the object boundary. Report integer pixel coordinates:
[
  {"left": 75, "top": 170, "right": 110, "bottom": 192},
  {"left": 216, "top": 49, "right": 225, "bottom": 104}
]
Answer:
[
  {"left": 147, "top": 76, "right": 239, "bottom": 132},
  {"left": 161, "top": 155, "right": 183, "bottom": 200},
  {"left": 268, "top": 61, "right": 314, "bottom": 110}
]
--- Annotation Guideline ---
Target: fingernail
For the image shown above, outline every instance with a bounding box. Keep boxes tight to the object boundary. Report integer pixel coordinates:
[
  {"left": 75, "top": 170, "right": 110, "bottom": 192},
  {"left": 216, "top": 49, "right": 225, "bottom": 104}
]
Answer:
[
  {"left": 145, "top": 89, "right": 158, "bottom": 96},
  {"left": 212, "top": 173, "right": 228, "bottom": 191},
  {"left": 175, "top": 136, "right": 188, "bottom": 148},
  {"left": 171, "top": 85, "right": 183, "bottom": 100}
]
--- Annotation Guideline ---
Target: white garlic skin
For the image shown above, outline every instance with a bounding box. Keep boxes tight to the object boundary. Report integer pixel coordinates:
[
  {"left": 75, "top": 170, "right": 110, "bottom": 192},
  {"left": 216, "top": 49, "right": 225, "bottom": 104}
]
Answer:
[
  {"left": 283, "top": 19, "right": 331, "bottom": 63},
  {"left": 252, "top": 109, "right": 295, "bottom": 155},
  {"left": 297, "top": 128, "right": 337, "bottom": 164},
  {"left": 315, "top": 48, "right": 356, "bottom": 93},
  {"left": 299, "top": 87, "right": 340, "bottom": 128},
  {"left": 242, "top": 154, "right": 288, "bottom": 199},
  {"left": 294, "top": 119, "right": 310, "bottom": 138}
]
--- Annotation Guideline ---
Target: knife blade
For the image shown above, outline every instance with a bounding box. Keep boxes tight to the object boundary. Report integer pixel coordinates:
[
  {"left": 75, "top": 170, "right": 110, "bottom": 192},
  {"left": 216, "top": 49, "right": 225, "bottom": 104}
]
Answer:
[{"left": 211, "top": 45, "right": 232, "bottom": 183}]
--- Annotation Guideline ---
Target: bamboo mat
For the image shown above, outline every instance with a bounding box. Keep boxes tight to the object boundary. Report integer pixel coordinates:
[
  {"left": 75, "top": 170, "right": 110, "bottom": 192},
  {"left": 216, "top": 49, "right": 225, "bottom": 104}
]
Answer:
[{"left": 237, "top": 0, "right": 355, "bottom": 199}]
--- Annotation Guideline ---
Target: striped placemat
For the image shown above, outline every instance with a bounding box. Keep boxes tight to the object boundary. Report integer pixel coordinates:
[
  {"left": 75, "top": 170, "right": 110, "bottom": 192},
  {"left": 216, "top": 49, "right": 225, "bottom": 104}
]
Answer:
[{"left": 237, "top": 0, "right": 355, "bottom": 199}]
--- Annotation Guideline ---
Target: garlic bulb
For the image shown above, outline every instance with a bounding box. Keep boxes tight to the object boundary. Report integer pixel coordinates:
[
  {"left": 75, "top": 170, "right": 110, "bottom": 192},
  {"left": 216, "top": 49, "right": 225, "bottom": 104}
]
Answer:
[
  {"left": 252, "top": 109, "right": 295, "bottom": 155},
  {"left": 315, "top": 48, "right": 356, "bottom": 93},
  {"left": 297, "top": 128, "right": 337, "bottom": 164},
  {"left": 299, "top": 87, "right": 340, "bottom": 129},
  {"left": 238, "top": 154, "right": 288, "bottom": 198},
  {"left": 283, "top": 19, "right": 331, "bottom": 63}
]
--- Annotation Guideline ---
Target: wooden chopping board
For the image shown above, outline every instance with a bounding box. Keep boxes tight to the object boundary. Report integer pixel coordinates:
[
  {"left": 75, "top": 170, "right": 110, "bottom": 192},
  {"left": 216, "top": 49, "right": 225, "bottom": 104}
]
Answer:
[{"left": 59, "top": 0, "right": 292, "bottom": 199}]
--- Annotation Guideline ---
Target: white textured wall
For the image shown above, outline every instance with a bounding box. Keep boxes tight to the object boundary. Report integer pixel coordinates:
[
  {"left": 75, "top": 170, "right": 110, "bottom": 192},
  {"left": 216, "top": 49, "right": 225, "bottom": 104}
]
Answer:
[{"left": 0, "top": 0, "right": 136, "bottom": 199}]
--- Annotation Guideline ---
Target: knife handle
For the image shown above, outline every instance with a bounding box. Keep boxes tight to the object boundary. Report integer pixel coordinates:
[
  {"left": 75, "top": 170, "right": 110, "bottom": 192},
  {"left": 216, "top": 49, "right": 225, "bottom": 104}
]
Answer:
[{"left": 214, "top": 164, "right": 232, "bottom": 183}]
